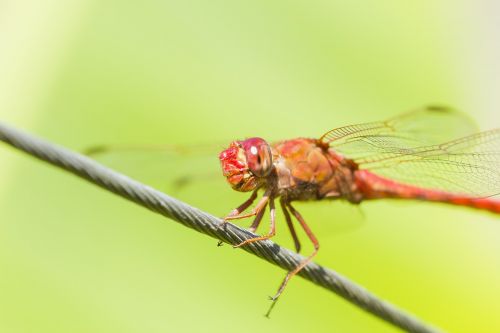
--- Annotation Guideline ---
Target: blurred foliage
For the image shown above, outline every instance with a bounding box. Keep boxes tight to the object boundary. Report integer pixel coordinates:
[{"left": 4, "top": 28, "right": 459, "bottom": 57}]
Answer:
[{"left": 1, "top": 1, "right": 500, "bottom": 332}]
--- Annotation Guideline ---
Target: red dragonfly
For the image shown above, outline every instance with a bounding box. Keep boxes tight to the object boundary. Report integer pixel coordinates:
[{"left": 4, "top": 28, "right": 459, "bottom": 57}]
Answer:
[{"left": 219, "top": 106, "right": 500, "bottom": 302}]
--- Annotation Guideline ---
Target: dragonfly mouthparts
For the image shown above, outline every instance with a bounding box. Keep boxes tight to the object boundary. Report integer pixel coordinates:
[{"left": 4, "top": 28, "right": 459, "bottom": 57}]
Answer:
[
  {"left": 219, "top": 141, "right": 259, "bottom": 192},
  {"left": 219, "top": 143, "right": 244, "bottom": 176}
]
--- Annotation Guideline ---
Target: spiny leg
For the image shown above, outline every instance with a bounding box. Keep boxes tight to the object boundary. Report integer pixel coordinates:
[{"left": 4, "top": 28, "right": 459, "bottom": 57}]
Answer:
[
  {"left": 218, "top": 189, "right": 270, "bottom": 247},
  {"left": 280, "top": 197, "right": 301, "bottom": 253},
  {"left": 224, "top": 188, "right": 271, "bottom": 222},
  {"left": 272, "top": 201, "right": 319, "bottom": 301},
  {"left": 233, "top": 197, "right": 276, "bottom": 248},
  {"left": 224, "top": 189, "right": 258, "bottom": 219},
  {"left": 217, "top": 204, "right": 267, "bottom": 247},
  {"left": 248, "top": 203, "right": 267, "bottom": 233}
]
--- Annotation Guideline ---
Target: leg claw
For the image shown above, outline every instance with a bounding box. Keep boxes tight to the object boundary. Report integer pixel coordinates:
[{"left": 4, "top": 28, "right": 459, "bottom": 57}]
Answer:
[
  {"left": 217, "top": 220, "right": 228, "bottom": 230},
  {"left": 232, "top": 242, "right": 245, "bottom": 249}
]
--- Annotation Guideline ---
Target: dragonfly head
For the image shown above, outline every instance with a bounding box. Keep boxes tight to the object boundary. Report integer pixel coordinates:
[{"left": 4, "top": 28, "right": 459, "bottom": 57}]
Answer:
[{"left": 219, "top": 137, "right": 273, "bottom": 192}]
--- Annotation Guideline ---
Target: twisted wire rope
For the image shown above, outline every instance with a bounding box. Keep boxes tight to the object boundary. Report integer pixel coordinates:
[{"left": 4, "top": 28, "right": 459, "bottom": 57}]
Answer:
[{"left": 0, "top": 122, "right": 439, "bottom": 333}]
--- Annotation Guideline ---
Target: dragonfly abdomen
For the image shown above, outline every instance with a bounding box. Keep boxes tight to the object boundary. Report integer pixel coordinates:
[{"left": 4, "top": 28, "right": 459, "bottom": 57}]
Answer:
[{"left": 355, "top": 169, "right": 500, "bottom": 214}]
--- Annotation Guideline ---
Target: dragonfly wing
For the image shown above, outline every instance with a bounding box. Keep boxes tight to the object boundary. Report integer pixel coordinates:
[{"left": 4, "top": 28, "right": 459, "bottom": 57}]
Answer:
[
  {"left": 83, "top": 142, "right": 223, "bottom": 193},
  {"left": 321, "top": 106, "right": 500, "bottom": 197},
  {"left": 358, "top": 129, "right": 500, "bottom": 197},
  {"left": 321, "top": 105, "right": 479, "bottom": 161}
]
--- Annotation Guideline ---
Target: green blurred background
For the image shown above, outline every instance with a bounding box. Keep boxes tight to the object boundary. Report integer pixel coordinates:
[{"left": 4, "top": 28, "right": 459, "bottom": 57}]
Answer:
[{"left": 1, "top": 1, "right": 499, "bottom": 332}]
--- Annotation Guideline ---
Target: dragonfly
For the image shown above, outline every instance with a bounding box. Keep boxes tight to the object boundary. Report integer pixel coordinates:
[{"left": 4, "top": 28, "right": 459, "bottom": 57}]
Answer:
[{"left": 219, "top": 105, "right": 500, "bottom": 306}]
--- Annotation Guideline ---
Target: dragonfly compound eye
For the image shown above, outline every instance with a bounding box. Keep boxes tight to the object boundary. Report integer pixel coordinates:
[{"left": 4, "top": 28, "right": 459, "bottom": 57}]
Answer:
[{"left": 241, "top": 137, "right": 273, "bottom": 178}]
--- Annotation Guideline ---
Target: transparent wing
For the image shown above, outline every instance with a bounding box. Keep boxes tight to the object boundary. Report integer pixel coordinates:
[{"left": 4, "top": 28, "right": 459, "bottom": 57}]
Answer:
[
  {"left": 320, "top": 106, "right": 500, "bottom": 197},
  {"left": 356, "top": 129, "right": 500, "bottom": 197},
  {"left": 320, "top": 105, "right": 479, "bottom": 161},
  {"left": 82, "top": 142, "right": 224, "bottom": 194}
]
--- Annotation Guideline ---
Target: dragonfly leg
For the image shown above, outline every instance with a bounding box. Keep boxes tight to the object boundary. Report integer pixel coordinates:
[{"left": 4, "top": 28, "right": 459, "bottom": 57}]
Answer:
[
  {"left": 271, "top": 201, "right": 319, "bottom": 301},
  {"left": 223, "top": 188, "right": 271, "bottom": 222},
  {"left": 280, "top": 197, "right": 301, "bottom": 253},
  {"left": 233, "top": 197, "right": 276, "bottom": 248},
  {"left": 224, "top": 189, "right": 258, "bottom": 219},
  {"left": 248, "top": 203, "right": 267, "bottom": 233},
  {"left": 217, "top": 204, "right": 267, "bottom": 247},
  {"left": 218, "top": 189, "right": 270, "bottom": 246}
]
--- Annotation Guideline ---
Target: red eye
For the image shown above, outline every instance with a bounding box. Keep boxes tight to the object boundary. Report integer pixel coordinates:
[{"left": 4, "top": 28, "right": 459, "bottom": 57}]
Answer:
[{"left": 240, "top": 137, "right": 273, "bottom": 177}]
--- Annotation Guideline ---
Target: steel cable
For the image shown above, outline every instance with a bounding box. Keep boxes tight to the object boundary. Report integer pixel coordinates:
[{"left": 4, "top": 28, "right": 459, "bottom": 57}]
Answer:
[{"left": 0, "top": 122, "right": 439, "bottom": 333}]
